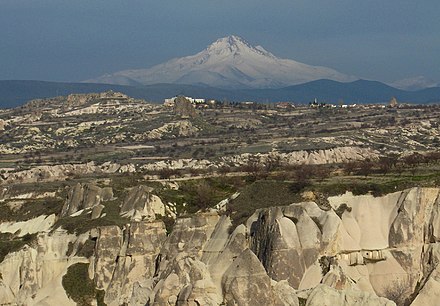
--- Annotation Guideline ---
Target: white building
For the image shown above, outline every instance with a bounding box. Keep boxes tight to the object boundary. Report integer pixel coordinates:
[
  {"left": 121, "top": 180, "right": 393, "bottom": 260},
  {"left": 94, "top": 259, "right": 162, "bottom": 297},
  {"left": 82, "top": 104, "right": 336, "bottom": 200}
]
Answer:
[{"left": 163, "top": 96, "right": 205, "bottom": 106}]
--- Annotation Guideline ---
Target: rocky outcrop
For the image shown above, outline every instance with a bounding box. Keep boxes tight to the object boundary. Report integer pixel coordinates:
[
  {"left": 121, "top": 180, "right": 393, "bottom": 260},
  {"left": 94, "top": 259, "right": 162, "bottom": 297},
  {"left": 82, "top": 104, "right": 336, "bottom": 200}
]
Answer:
[
  {"left": 250, "top": 202, "right": 341, "bottom": 288},
  {"left": 148, "top": 214, "right": 244, "bottom": 306},
  {"left": 0, "top": 229, "right": 89, "bottom": 305},
  {"left": 222, "top": 248, "right": 276, "bottom": 305},
  {"left": 0, "top": 214, "right": 56, "bottom": 236},
  {"left": 151, "top": 256, "right": 221, "bottom": 306},
  {"left": 222, "top": 146, "right": 379, "bottom": 167},
  {"left": 174, "top": 96, "right": 197, "bottom": 118},
  {"left": 141, "top": 158, "right": 214, "bottom": 172},
  {"left": 160, "top": 213, "right": 220, "bottom": 259},
  {"left": 0, "top": 187, "right": 56, "bottom": 203},
  {"left": 73, "top": 188, "right": 439, "bottom": 305},
  {"left": 0, "top": 160, "right": 140, "bottom": 185},
  {"left": 93, "top": 226, "right": 123, "bottom": 290},
  {"left": 305, "top": 284, "right": 396, "bottom": 306},
  {"left": 141, "top": 146, "right": 378, "bottom": 172},
  {"left": 0, "top": 162, "right": 130, "bottom": 185},
  {"left": 91, "top": 221, "right": 167, "bottom": 305},
  {"left": 411, "top": 261, "right": 440, "bottom": 306},
  {"left": 0, "top": 147, "right": 377, "bottom": 185},
  {"left": 146, "top": 120, "right": 199, "bottom": 140},
  {"left": 61, "top": 183, "right": 113, "bottom": 217},
  {"left": 2, "top": 187, "right": 440, "bottom": 305},
  {"left": 272, "top": 280, "right": 299, "bottom": 306},
  {"left": 120, "top": 185, "right": 165, "bottom": 221}
]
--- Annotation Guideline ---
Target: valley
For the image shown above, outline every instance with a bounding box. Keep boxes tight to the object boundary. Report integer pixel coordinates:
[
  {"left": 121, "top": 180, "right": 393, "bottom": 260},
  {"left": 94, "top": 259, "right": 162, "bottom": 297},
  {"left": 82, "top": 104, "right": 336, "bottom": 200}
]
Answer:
[{"left": 0, "top": 92, "right": 439, "bottom": 305}]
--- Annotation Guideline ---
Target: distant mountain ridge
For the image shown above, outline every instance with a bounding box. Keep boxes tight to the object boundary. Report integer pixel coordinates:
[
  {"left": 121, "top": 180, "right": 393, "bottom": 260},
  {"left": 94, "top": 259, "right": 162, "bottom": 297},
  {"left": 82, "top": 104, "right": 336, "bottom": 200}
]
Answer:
[
  {"left": 390, "top": 76, "right": 440, "bottom": 91},
  {"left": 86, "top": 35, "right": 357, "bottom": 89},
  {"left": 1, "top": 79, "right": 440, "bottom": 108}
]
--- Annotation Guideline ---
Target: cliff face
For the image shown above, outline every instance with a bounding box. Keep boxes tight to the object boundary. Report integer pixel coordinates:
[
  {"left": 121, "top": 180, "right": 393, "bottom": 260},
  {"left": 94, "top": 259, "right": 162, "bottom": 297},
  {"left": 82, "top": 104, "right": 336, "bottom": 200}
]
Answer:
[
  {"left": 0, "top": 230, "right": 89, "bottom": 305},
  {"left": 1, "top": 187, "right": 440, "bottom": 305}
]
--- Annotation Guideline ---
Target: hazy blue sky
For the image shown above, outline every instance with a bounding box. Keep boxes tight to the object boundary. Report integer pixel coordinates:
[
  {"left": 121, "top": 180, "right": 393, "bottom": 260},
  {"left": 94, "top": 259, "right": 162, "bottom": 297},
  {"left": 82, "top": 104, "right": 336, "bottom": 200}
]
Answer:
[{"left": 1, "top": 0, "right": 439, "bottom": 83}]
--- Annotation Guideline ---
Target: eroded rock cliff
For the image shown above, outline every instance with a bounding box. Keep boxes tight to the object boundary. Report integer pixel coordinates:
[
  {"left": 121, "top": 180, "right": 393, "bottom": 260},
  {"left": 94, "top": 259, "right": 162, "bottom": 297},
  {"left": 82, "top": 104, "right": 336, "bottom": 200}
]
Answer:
[{"left": 1, "top": 187, "right": 440, "bottom": 305}]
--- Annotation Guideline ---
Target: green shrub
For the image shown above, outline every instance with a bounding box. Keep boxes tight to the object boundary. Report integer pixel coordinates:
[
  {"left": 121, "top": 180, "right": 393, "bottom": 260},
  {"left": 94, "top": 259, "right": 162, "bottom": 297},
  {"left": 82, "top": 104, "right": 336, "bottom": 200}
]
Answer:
[{"left": 62, "top": 263, "right": 106, "bottom": 306}]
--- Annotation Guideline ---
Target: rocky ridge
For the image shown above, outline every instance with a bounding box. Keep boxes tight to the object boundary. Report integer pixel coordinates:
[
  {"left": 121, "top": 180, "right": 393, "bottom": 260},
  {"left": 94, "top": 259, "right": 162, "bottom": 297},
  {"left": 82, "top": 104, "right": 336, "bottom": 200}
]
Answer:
[{"left": 0, "top": 146, "right": 378, "bottom": 185}]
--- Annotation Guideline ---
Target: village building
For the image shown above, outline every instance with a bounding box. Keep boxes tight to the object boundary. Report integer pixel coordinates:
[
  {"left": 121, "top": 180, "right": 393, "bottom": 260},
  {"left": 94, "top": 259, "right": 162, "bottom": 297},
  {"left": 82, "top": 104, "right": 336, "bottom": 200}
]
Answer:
[{"left": 164, "top": 96, "right": 205, "bottom": 107}]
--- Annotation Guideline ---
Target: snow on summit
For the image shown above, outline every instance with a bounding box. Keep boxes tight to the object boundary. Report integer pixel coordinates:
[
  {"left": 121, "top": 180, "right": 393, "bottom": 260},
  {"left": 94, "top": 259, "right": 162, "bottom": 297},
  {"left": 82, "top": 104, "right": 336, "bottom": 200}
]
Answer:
[{"left": 86, "top": 35, "right": 357, "bottom": 89}]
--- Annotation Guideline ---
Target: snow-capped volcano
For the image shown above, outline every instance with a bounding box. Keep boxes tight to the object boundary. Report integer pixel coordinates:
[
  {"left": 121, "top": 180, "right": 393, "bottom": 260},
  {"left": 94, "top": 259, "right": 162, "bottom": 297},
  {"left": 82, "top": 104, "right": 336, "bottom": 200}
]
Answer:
[{"left": 86, "top": 35, "right": 357, "bottom": 89}]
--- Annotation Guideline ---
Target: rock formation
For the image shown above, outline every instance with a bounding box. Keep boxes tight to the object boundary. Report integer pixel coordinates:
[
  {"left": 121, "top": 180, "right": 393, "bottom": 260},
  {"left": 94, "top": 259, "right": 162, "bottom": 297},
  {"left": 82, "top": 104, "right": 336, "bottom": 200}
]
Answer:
[
  {"left": 305, "top": 284, "right": 395, "bottom": 306},
  {"left": 0, "top": 162, "right": 129, "bottom": 185},
  {"left": 120, "top": 185, "right": 165, "bottom": 221},
  {"left": 146, "top": 120, "right": 199, "bottom": 140},
  {"left": 2, "top": 187, "right": 440, "bottom": 305},
  {"left": 61, "top": 183, "right": 113, "bottom": 217},
  {"left": 0, "top": 146, "right": 378, "bottom": 186},
  {"left": 174, "top": 96, "right": 197, "bottom": 118},
  {"left": 0, "top": 230, "right": 88, "bottom": 305}
]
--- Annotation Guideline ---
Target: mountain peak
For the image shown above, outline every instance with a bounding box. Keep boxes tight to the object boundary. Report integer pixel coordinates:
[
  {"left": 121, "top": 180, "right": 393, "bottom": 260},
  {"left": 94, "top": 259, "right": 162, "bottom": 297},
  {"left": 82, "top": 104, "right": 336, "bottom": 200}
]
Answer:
[
  {"left": 87, "top": 35, "right": 357, "bottom": 89},
  {"left": 212, "top": 35, "right": 249, "bottom": 47},
  {"left": 206, "top": 35, "right": 266, "bottom": 57}
]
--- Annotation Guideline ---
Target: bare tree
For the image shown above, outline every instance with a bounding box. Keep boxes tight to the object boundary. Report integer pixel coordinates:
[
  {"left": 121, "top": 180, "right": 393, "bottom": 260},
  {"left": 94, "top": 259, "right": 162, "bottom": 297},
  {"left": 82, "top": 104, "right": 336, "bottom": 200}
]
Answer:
[
  {"left": 194, "top": 181, "right": 214, "bottom": 211},
  {"left": 382, "top": 278, "right": 411, "bottom": 306}
]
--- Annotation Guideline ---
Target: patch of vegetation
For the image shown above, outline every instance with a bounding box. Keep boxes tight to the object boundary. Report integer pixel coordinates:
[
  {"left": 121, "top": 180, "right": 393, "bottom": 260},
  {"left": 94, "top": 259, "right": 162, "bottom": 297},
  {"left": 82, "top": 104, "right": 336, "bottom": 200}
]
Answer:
[
  {"left": 335, "top": 203, "right": 352, "bottom": 218},
  {"left": 191, "top": 116, "right": 218, "bottom": 135},
  {"left": 240, "top": 144, "right": 273, "bottom": 154},
  {"left": 88, "top": 150, "right": 135, "bottom": 165},
  {"left": 76, "top": 239, "right": 97, "bottom": 258},
  {"left": 54, "top": 198, "right": 129, "bottom": 234},
  {"left": 0, "top": 233, "right": 37, "bottom": 263},
  {"left": 62, "top": 263, "right": 106, "bottom": 306},
  {"left": 318, "top": 255, "right": 337, "bottom": 276},
  {"left": 0, "top": 197, "right": 64, "bottom": 222},
  {"left": 226, "top": 160, "right": 440, "bottom": 230},
  {"left": 316, "top": 171, "right": 440, "bottom": 198},
  {"left": 227, "top": 180, "right": 303, "bottom": 230},
  {"left": 155, "top": 214, "right": 175, "bottom": 235},
  {"left": 0, "top": 181, "right": 65, "bottom": 222},
  {"left": 289, "top": 181, "right": 311, "bottom": 193},
  {"left": 109, "top": 173, "right": 147, "bottom": 195},
  {"left": 298, "top": 297, "right": 307, "bottom": 306},
  {"left": 382, "top": 278, "right": 411, "bottom": 306},
  {"left": 157, "top": 176, "right": 243, "bottom": 215},
  {"left": 10, "top": 179, "right": 65, "bottom": 192}
]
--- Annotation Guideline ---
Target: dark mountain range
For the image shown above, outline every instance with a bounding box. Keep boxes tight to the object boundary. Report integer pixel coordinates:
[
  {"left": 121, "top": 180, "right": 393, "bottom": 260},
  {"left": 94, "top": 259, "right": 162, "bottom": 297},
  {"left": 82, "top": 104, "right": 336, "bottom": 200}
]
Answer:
[{"left": 0, "top": 79, "right": 439, "bottom": 108}]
